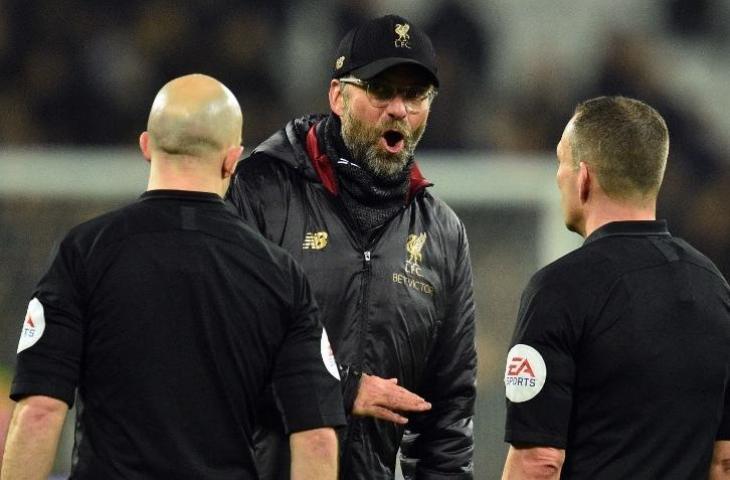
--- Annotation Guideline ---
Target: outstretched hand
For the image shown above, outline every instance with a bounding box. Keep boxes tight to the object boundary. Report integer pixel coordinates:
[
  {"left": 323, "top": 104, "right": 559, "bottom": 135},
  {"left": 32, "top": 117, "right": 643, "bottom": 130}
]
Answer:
[{"left": 352, "top": 373, "right": 432, "bottom": 424}]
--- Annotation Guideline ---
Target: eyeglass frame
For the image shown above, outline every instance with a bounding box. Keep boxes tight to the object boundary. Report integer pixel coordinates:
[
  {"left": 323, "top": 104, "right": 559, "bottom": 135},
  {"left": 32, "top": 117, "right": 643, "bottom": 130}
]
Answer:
[{"left": 337, "top": 77, "right": 438, "bottom": 113}]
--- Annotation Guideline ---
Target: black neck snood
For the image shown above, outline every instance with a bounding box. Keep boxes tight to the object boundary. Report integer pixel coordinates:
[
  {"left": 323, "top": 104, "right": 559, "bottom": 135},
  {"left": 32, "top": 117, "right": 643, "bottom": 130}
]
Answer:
[{"left": 320, "top": 114, "right": 412, "bottom": 233}]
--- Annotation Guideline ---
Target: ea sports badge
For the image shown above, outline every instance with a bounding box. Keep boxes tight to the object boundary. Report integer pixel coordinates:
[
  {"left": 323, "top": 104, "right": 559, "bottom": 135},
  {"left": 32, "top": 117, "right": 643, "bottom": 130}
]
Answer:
[
  {"left": 18, "top": 298, "right": 46, "bottom": 353},
  {"left": 320, "top": 328, "right": 340, "bottom": 380},
  {"left": 504, "top": 343, "right": 546, "bottom": 403}
]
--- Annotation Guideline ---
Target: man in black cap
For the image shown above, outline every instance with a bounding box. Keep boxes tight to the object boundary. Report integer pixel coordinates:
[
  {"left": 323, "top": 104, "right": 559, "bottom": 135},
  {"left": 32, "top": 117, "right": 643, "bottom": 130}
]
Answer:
[{"left": 228, "top": 14, "right": 477, "bottom": 480}]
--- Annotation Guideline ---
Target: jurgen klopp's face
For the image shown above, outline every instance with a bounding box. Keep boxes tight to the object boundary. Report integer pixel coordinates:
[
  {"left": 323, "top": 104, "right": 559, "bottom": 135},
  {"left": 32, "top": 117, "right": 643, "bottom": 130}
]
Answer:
[{"left": 338, "top": 66, "right": 433, "bottom": 179}]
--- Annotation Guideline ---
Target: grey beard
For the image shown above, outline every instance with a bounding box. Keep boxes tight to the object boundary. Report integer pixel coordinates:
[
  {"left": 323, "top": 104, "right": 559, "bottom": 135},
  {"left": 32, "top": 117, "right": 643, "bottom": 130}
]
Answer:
[{"left": 341, "top": 111, "right": 426, "bottom": 179}]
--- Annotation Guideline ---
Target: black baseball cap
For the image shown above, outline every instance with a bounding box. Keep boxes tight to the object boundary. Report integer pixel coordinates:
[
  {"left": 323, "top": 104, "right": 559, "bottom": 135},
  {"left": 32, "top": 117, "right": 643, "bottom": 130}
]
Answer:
[{"left": 332, "top": 14, "right": 439, "bottom": 87}]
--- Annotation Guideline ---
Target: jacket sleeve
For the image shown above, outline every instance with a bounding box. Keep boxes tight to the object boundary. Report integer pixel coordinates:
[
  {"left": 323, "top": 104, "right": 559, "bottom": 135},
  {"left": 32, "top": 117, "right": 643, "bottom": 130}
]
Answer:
[{"left": 400, "top": 220, "right": 477, "bottom": 479}]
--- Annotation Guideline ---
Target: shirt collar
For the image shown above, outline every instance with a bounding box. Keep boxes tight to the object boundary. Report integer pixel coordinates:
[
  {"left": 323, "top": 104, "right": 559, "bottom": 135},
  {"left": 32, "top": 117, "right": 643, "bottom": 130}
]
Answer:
[
  {"left": 140, "top": 189, "right": 224, "bottom": 203},
  {"left": 583, "top": 220, "right": 670, "bottom": 245}
]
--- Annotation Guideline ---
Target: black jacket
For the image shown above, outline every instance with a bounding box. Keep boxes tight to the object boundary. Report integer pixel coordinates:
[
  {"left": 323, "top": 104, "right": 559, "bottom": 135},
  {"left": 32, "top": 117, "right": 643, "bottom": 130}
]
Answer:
[{"left": 228, "top": 115, "right": 476, "bottom": 480}]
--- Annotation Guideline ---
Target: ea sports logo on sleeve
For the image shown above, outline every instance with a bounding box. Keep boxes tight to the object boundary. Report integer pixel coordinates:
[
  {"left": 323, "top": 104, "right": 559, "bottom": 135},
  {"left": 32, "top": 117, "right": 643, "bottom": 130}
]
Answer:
[
  {"left": 18, "top": 298, "right": 46, "bottom": 353},
  {"left": 504, "top": 344, "right": 547, "bottom": 403}
]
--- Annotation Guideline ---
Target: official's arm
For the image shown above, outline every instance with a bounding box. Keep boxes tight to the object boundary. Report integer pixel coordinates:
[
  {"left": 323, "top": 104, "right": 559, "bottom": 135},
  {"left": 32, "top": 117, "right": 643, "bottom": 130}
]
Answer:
[
  {"left": 711, "top": 359, "right": 730, "bottom": 480},
  {"left": 501, "top": 445, "right": 565, "bottom": 480},
  {"left": 269, "top": 257, "right": 346, "bottom": 477},
  {"left": 1, "top": 395, "right": 68, "bottom": 480},
  {"left": 501, "top": 270, "right": 581, "bottom": 480},
  {"left": 711, "top": 441, "right": 730, "bottom": 479},
  {"left": 5, "top": 236, "right": 84, "bottom": 480},
  {"left": 290, "top": 427, "right": 339, "bottom": 480}
]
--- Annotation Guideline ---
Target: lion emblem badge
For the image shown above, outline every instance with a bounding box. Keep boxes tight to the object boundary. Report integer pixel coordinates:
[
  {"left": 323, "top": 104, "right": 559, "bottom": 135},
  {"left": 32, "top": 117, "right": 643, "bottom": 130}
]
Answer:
[
  {"left": 406, "top": 233, "right": 426, "bottom": 265},
  {"left": 394, "top": 23, "right": 411, "bottom": 48}
]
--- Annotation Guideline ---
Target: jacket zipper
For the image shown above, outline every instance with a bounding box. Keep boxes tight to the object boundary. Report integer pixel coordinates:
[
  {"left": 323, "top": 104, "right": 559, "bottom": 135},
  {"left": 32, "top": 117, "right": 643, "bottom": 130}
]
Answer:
[
  {"left": 342, "top": 249, "right": 372, "bottom": 476},
  {"left": 358, "top": 250, "right": 372, "bottom": 368}
]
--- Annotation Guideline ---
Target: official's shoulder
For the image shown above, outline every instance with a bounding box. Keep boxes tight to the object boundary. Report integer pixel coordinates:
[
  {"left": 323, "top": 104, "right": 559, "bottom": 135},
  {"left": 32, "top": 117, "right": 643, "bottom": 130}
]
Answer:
[
  {"left": 231, "top": 219, "right": 303, "bottom": 275},
  {"left": 673, "top": 236, "right": 729, "bottom": 283},
  {"left": 54, "top": 200, "right": 145, "bottom": 257},
  {"left": 528, "top": 242, "right": 615, "bottom": 293},
  {"left": 64, "top": 201, "right": 137, "bottom": 242}
]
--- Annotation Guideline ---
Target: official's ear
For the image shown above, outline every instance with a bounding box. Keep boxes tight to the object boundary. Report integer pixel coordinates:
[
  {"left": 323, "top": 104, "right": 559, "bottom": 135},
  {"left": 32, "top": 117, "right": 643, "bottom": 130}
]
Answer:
[
  {"left": 329, "top": 79, "right": 345, "bottom": 117},
  {"left": 139, "top": 132, "right": 151, "bottom": 162},
  {"left": 223, "top": 145, "right": 244, "bottom": 178},
  {"left": 578, "top": 161, "right": 591, "bottom": 203}
]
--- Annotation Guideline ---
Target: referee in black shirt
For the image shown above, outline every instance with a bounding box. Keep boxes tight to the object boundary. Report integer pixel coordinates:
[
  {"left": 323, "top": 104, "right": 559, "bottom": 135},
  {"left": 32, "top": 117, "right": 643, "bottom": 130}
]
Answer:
[
  {"left": 502, "top": 96, "right": 730, "bottom": 479},
  {"left": 1, "top": 74, "right": 345, "bottom": 479}
]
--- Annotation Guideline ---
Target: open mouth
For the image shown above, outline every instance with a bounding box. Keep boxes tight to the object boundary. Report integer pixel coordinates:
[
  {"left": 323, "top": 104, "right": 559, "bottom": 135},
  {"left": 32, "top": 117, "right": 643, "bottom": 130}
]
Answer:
[{"left": 382, "top": 130, "right": 405, "bottom": 153}]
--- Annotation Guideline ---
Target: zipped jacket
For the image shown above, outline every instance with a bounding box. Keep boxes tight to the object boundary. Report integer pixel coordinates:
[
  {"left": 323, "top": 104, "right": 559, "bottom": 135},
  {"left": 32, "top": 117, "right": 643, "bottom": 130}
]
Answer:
[{"left": 228, "top": 114, "right": 477, "bottom": 480}]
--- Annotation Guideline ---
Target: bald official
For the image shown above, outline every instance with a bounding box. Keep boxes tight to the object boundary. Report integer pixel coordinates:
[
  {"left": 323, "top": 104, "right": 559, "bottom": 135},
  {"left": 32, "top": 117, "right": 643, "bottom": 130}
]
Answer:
[
  {"left": 140, "top": 74, "right": 244, "bottom": 196},
  {"left": 2, "top": 74, "right": 345, "bottom": 480}
]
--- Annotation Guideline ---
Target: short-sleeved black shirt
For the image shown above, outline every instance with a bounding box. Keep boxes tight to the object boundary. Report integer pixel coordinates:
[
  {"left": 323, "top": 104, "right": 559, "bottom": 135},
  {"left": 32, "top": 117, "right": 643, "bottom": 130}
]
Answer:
[
  {"left": 504, "top": 220, "right": 730, "bottom": 479},
  {"left": 11, "top": 190, "right": 346, "bottom": 479}
]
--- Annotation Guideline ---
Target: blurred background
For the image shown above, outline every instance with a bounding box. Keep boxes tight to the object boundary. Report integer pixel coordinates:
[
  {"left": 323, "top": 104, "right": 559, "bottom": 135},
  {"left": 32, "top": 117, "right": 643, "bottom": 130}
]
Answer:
[{"left": 2, "top": 0, "right": 730, "bottom": 477}]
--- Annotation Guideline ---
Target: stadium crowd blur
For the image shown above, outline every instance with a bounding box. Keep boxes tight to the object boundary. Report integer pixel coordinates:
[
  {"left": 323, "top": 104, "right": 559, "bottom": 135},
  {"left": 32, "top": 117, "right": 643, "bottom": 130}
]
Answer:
[{"left": 2, "top": 1, "right": 730, "bottom": 289}]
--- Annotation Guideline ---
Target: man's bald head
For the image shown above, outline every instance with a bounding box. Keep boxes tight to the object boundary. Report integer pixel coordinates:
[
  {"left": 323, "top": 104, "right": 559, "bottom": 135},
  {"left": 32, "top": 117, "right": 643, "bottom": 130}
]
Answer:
[{"left": 146, "top": 74, "right": 242, "bottom": 157}]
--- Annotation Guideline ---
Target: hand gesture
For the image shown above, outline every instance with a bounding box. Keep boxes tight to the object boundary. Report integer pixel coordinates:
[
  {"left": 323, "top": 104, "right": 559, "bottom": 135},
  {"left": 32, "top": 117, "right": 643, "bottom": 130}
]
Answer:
[{"left": 352, "top": 373, "right": 431, "bottom": 424}]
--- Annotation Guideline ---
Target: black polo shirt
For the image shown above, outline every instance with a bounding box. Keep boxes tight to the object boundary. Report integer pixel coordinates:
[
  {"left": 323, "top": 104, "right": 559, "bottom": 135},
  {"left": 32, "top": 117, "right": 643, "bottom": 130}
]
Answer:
[
  {"left": 505, "top": 220, "right": 730, "bottom": 479},
  {"left": 11, "top": 190, "right": 346, "bottom": 480}
]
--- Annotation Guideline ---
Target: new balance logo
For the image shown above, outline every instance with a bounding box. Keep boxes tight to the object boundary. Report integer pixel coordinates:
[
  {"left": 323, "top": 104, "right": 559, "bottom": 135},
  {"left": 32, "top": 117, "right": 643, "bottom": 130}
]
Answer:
[{"left": 302, "top": 232, "right": 328, "bottom": 250}]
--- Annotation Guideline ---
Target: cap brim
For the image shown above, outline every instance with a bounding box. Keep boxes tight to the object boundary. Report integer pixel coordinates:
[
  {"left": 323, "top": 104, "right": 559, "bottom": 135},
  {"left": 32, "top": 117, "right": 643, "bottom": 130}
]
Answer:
[{"left": 348, "top": 58, "right": 439, "bottom": 87}]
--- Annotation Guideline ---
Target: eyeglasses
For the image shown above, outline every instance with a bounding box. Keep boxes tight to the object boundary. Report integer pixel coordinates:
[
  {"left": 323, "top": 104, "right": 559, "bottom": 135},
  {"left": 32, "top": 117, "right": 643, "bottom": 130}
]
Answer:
[{"left": 338, "top": 78, "right": 437, "bottom": 113}]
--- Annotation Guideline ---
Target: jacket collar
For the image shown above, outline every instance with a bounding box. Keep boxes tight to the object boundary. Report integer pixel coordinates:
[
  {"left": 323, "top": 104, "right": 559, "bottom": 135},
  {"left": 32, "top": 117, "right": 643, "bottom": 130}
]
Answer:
[{"left": 252, "top": 114, "right": 325, "bottom": 181}]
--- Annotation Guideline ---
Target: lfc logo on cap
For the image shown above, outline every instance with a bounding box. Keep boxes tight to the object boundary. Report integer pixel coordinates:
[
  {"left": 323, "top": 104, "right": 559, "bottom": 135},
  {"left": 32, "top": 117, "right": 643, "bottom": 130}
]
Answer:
[
  {"left": 335, "top": 56, "right": 345, "bottom": 70},
  {"left": 394, "top": 24, "right": 411, "bottom": 49}
]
